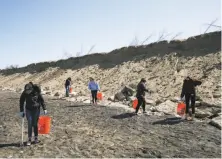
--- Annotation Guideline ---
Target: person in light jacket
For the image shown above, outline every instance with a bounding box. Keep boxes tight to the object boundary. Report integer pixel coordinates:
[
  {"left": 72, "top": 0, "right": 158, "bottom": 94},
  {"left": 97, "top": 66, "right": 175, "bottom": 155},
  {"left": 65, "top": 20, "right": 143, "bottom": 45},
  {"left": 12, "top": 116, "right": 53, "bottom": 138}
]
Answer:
[{"left": 88, "top": 77, "right": 100, "bottom": 105}]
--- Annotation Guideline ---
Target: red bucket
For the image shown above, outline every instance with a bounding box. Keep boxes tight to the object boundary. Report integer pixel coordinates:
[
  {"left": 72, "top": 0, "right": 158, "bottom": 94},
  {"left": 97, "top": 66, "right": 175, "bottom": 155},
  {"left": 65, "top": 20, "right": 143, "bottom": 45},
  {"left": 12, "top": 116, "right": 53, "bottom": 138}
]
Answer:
[
  {"left": 38, "top": 116, "right": 51, "bottom": 134},
  {"left": 69, "top": 87, "right": 72, "bottom": 93},
  {"left": 132, "top": 99, "right": 138, "bottom": 109},
  {"left": 177, "top": 102, "right": 186, "bottom": 116},
  {"left": 97, "top": 92, "right": 103, "bottom": 100}
]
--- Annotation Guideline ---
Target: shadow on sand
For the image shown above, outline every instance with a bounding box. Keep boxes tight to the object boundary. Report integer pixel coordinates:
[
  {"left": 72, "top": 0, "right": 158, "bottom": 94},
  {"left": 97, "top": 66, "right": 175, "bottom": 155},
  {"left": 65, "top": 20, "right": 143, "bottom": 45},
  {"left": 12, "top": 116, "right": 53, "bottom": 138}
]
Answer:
[
  {"left": 152, "top": 117, "right": 185, "bottom": 125},
  {"left": 66, "top": 104, "right": 106, "bottom": 108},
  {"left": 111, "top": 113, "right": 137, "bottom": 119},
  {"left": 0, "top": 143, "right": 22, "bottom": 148}
]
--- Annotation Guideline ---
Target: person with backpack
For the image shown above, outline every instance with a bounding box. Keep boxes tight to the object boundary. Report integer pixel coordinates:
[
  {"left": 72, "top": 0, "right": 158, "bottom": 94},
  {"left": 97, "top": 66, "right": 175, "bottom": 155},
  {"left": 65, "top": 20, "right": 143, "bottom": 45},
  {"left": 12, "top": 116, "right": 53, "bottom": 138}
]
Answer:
[
  {"left": 180, "top": 76, "right": 202, "bottom": 121},
  {"left": 19, "top": 82, "right": 47, "bottom": 146},
  {"left": 65, "top": 77, "right": 71, "bottom": 97},
  {"left": 135, "top": 78, "right": 151, "bottom": 114},
  {"left": 88, "top": 77, "right": 100, "bottom": 105}
]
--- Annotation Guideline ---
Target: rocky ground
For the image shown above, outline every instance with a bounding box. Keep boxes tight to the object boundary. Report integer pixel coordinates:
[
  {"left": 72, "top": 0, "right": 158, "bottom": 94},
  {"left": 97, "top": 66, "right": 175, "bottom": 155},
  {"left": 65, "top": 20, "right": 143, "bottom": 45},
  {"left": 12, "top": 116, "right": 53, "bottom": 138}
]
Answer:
[{"left": 0, "top": 91, "right": 221, "bottom": 158}]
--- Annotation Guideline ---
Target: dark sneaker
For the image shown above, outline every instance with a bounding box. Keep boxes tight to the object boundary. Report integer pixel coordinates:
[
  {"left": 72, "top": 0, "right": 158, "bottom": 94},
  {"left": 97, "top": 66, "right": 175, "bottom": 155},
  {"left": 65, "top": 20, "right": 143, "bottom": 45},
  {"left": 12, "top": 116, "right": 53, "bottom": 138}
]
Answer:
[{"left": 34, "top": 138, "right": 40, "bottom": 144}]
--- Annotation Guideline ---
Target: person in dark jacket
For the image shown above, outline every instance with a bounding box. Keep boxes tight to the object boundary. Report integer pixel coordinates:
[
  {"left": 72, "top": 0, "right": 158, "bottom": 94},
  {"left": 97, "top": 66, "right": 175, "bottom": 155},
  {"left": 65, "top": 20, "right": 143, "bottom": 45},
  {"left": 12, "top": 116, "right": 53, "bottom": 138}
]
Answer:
[
  {"left": 19, "top": 82, "right": 47, "bottom": 146},
  {"left": 65, "top": 77, "right": 71, "bottom": 97},
  {"left": 135, "top": 78, "right": 150, "bottom": 114},
  {"left": 180, "top": 76, "right": 202, "bottom": 120}
]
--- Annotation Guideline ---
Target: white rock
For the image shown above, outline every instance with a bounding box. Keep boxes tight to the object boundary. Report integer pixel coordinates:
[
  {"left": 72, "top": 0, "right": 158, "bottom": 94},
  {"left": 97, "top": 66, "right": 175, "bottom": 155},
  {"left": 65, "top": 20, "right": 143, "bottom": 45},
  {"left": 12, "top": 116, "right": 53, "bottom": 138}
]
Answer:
[
  {"left": 153, "top": 112, "right": 165, "bottom": 116},
  {"left": 76, "top": 96, "right": 88, "bottom": 102},
  {"left": 155, "top": 100, "right": 177, "bottom": 115},
  {"left": 170, "top": 97, "right": 181, "bottom": 102},
  {"left": 67, "top": 98, "right": 76, "bottom": 102},
  {"left": 41, "top": 91, "right": 46, "bottom": 95},
  {"left": 83, "top": 100, "right": 91, "bottom": 104},
  {"left": 109, "top": 102, "right": 133, "bottom": 111},
  {"left": 70, "top": 91, "right": 78, "bottom": 96},
  {"left": 195, "top": 109, "right": 213, "bottom": 118},
  {"left": 108, "top": 96, "right": 115, "bottom": 101},
  {"left": 145, "top": 99, "right": 156, "bottom": 105}
]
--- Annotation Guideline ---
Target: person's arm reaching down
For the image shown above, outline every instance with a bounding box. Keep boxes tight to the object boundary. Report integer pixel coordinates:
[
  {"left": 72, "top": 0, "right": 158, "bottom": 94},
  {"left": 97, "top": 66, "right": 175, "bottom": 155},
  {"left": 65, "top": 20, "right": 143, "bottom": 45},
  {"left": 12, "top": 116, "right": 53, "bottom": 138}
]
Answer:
[
  {"left": 39, "top": 94, "right": 46, "bottom": 110},
  {"left": 19, "top": 92, "right": 26, "bottom": 112},
  {"left": 180, "top": 81, "right": 185, "bottom": 99}
]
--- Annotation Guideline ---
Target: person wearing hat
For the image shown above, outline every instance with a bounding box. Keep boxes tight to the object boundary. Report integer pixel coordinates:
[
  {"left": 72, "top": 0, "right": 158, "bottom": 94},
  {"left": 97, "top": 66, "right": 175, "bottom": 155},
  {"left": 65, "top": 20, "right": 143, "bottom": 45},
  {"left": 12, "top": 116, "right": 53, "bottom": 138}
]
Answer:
[
  {"left": 65, "top": 77, "right": 72, "bottom": 97},
  {"left": 180, "top": 76, "right": 202, "bottom": 120},
  {"left": 135, "top": 78, "right": 150, "bottom": 114},
  {"left": 19, "top": 82, "right": 47, "bottom": 146}
]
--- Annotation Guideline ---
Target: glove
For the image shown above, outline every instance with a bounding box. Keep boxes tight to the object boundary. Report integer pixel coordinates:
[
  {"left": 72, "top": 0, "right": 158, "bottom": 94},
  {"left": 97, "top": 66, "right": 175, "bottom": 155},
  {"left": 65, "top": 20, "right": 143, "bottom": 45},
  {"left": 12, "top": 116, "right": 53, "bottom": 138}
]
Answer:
[
  {"left": 20, "top": 112, "right": 25, "bottom": 118},
  {"left": 44, "top": 110, "right": 47, "bottom": 115}
]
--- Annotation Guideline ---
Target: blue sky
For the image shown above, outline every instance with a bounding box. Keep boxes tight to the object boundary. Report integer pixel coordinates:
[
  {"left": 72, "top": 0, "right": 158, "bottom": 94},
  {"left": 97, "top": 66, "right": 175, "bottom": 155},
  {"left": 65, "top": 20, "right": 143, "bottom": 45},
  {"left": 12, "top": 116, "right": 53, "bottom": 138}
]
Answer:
[{"left": 0, "top": 0, "right": 221, "bottom": 69}]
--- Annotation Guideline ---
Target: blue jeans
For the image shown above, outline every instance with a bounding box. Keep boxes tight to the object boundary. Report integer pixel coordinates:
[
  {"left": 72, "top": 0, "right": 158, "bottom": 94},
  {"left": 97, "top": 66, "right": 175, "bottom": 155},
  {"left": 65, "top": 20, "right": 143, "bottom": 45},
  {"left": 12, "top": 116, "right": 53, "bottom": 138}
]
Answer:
[
  {"left": 65, "top": 86, "right": 70, "bottom": 97},
  {"left": 26, "top": 109, "right": 40, "bottom": 138}
]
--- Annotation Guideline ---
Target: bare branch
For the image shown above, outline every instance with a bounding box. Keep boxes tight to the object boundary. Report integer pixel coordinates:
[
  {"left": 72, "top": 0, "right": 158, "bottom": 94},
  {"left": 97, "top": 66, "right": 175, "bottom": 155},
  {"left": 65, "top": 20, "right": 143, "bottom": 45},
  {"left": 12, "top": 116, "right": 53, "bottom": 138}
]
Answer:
[
  {"left": 141, "top": 33, "right": 153, "bottom": 45},
  {"left": 129, "top": 35, "right": 139, "bottom": 47},
  {"left": 204, "top": 23, "right": 221, "bottom": 28},
  {"left": 171, "top": 32, "right": 183, "bottom": 40},
  {"left": 157, "top": 30, "right": 169, "bottom": 42},
  {"left": 87, "top": 45, "right": 96, "bottom": 54},
  {"left": 204, "top": 18, "right": 218, "bottom": 34}
]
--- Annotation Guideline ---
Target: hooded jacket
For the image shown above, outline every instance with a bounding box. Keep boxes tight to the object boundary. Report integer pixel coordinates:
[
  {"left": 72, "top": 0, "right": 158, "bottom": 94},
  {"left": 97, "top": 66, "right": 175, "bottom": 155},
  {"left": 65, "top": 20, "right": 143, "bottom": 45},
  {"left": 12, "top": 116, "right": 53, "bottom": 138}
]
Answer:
[
  {"left": 20, "top": 84, "right": 46, "bottom": 112},
  {"left": 180, "top": 77, "right": 202, "bottom": 98},
  {"left": 136, "top": 82, "right": 149, "bottom": 97}
]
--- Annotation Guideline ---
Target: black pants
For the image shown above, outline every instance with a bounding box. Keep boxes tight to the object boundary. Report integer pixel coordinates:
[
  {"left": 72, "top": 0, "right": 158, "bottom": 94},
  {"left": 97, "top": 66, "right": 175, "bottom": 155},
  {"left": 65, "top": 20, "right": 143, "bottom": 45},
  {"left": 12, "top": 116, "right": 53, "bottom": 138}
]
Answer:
[
  {"left": 185, "top": 93, "right": 196, "bottom": 114},
  {"left": 26, "top": 109, "right": 40, "bottom": 139},
  {"left": 91, "top": 90, "right": 98, "bottom": 103},
  {"left": 135, "top": 96, "right": 146, "bottom": 113}
]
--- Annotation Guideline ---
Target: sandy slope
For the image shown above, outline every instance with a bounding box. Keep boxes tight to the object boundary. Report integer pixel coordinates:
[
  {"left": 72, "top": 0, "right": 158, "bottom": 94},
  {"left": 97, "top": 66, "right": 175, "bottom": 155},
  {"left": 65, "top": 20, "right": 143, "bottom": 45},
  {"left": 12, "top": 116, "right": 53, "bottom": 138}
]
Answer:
[
  {"left": 0, "top": 91, "right": 221, "bottom": 158},
  {"left": 0, "top": 52, "right": 221, "bottom": 105}
]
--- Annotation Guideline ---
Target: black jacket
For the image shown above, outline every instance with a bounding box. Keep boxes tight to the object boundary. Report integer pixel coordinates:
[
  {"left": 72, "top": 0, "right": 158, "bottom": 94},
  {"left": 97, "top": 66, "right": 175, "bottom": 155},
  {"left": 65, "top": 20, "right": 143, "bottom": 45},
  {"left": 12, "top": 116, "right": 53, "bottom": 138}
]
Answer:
[
  {"left": 181, "top": 78, "right": 202, "bottom": 98},
  {"left": 20, "top": 89, "right": 46, "bottom": 112},
  {"left": 65, "top": 79, "right": 71, "bottom": 87},
  {"left": 136, "top": 82, "right": 149, "bottom": 97}
]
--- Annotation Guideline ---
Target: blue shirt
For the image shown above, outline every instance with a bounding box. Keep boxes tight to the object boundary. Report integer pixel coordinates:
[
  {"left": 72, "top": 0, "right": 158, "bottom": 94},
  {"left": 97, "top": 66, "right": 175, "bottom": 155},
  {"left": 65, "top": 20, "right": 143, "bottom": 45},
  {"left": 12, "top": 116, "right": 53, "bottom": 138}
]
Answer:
[{"left": 88, "top": 81, "right": 100, "bottom": 91}]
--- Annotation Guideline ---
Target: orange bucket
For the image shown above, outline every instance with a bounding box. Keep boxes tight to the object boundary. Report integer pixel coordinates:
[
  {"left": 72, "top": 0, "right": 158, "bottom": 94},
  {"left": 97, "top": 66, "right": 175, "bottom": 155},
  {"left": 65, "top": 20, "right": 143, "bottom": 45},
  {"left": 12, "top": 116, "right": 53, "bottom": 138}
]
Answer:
[
  {"left": 38, "top": 116, "right": 51, "bottom": 134},
  {"left": 132, "top": 99, "right": 138, "bottom": 109},
  {"left": 97, "top": 92, "right": 103, "bottom": 100},
  {"left": 177, "top": 102, "right": 186, "bottom": 116},
  {"left": 69, "top": 87, "right": 72, "bottom": 93}
]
